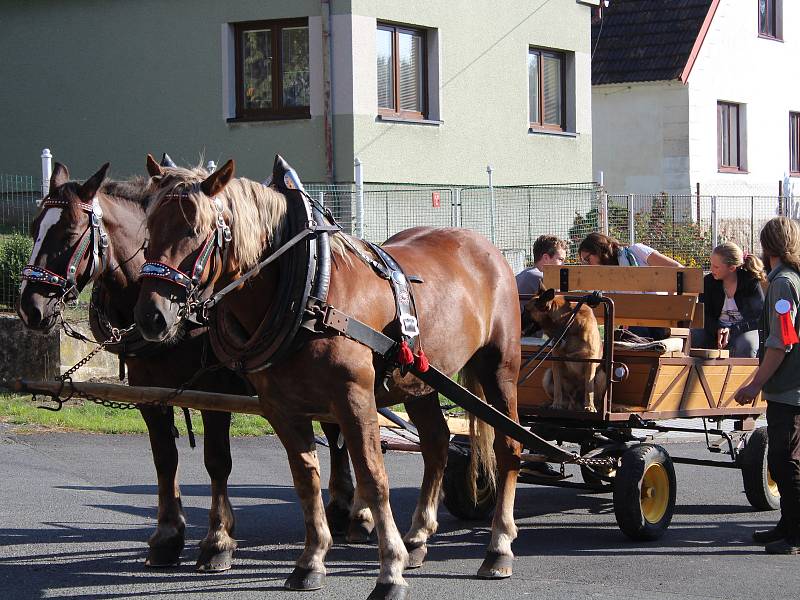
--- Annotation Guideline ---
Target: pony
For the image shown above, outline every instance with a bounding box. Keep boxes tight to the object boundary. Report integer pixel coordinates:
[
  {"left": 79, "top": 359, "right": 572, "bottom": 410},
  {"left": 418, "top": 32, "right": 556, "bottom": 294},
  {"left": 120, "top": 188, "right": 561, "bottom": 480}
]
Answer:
[
  {"left": 133, "top": 157, "right": 522, "bottom": 600},
  {"left": 16, "top": 160, "right": 364, "bottom": 573}
]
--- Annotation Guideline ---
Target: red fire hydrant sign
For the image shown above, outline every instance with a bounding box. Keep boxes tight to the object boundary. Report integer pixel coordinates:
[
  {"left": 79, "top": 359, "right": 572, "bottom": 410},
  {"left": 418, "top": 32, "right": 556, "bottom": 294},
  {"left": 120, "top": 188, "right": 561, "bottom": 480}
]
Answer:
[{"left": 432, "top": 192, "right": 440, "bottom": 208}]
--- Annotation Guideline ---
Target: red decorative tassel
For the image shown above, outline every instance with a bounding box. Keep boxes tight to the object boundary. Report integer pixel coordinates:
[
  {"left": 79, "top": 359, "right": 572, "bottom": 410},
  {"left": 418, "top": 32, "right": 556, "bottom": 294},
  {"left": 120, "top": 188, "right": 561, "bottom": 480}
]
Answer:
[
  {"left": 397, "top": 340, "right": 414, "bottom": 365},
  {"left": 779, "top": 307, "right": 799, "bottom": 345},
  {"left": 414, "top": 349, "right": 430, "bottom": 373}
]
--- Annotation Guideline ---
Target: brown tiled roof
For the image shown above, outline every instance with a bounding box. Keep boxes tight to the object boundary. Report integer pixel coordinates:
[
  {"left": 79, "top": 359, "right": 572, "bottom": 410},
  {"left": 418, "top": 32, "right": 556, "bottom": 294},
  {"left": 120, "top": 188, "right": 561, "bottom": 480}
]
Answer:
[{"left": 591, "top": 0, "right": 714, "bottom": 85}]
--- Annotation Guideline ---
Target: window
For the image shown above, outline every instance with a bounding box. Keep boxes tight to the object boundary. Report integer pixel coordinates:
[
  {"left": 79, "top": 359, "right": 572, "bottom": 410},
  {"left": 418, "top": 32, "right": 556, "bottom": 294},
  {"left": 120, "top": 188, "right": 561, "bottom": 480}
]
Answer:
[
  {"left": 233, "top": 19, "right": 309, "bottom": 120},
  {"left": 758, "top": 0, "right": 783, "bottom": 40},
  {"left": 791, "top": 112, "right": 800, "bottom": 176},
  {"left": 528, "top": 48, "right": 565, "bottom": 131},
  {"left": 718, "top": 102, "right": 745, "bottom": 172},
  {"left": 377, "top": 23, "right": 426, "bottom": 119}
]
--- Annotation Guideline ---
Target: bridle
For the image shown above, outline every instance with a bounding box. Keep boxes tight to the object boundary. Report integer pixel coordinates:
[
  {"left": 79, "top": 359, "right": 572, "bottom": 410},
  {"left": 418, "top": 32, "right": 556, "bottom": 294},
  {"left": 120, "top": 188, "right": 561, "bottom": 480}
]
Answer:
[
  {"left": 139, "top": 190, "right": 231, "bottom": 317},
  {"left": 21, "top": 196, "right": 109, "bottom": 301}
]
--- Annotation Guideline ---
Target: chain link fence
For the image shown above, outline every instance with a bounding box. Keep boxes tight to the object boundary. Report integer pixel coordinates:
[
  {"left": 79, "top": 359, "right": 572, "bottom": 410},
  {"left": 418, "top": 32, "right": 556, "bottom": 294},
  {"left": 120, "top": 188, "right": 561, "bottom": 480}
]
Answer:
[{"left": 2, "top": 171, "right": 796, "bottom": 313}]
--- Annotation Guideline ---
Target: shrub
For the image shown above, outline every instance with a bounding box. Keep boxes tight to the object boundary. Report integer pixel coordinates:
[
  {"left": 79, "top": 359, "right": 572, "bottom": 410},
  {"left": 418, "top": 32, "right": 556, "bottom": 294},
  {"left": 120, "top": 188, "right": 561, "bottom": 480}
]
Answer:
[{"left": 0, "top": 233, "right": 33, "bottom": 308}]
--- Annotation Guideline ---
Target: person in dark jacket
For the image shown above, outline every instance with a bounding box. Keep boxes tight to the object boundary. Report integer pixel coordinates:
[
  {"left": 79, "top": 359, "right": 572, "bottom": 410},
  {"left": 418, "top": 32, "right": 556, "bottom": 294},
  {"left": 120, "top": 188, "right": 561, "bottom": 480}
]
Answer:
[{"left": 692, "top": 241, "right": 766, "bottom": 357}]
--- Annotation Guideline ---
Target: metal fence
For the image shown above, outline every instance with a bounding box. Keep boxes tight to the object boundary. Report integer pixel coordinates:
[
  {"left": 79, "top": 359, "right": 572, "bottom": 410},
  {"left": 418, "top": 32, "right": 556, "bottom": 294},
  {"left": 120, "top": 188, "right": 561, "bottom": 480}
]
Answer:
[{"left": 1, "top": 170, "right": 795, "bottom": 313}]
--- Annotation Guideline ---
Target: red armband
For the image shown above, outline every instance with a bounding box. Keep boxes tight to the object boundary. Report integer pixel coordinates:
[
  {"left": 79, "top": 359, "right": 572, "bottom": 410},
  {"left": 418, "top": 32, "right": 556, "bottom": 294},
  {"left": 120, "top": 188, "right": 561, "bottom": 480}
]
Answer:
[{"left": 775, "top": 299, "right": 799, "bottom": 345}]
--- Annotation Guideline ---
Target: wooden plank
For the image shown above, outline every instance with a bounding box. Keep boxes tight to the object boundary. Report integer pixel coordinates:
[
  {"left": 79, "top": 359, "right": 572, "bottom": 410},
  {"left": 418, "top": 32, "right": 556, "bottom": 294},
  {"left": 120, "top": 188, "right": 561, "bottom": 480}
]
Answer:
[
  {"left": 542, "top": 265, "right": 703, "bottom": 294},
  {"left": 648, "top": 365, "right": 690, "bottom": 412},
  {"left": 590, "top": 293, "right": 698, "bottom": 327}
]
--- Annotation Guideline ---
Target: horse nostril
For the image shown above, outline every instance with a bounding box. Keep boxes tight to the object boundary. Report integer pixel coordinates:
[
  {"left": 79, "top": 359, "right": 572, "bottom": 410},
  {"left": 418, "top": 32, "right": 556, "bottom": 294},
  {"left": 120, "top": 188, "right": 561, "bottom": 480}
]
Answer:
[{"left": 145, "top": 308, "right": 166, "bottom": 330}]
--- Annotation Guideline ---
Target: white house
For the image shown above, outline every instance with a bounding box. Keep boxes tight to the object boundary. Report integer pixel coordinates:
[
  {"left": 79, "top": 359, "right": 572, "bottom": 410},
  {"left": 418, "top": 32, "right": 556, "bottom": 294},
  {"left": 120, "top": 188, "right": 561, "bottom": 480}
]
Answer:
[{"left": 591, "top": 0, "right": 800, "bottom": 198}]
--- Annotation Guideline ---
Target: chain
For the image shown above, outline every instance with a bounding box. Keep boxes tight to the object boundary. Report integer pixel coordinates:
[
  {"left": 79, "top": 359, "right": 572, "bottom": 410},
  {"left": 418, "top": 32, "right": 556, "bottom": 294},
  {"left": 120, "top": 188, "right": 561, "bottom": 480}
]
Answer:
[
  {"left": 57, "top": 323, "right": 137, "bottom": 383},
  {"left": 571, "top": 455, "right": 620, "bottom": 467}
]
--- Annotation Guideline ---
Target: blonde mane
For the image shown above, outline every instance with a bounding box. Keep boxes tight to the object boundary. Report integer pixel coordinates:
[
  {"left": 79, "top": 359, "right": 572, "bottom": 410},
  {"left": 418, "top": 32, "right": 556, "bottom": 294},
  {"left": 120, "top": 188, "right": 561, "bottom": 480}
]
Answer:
[{"left": 147, "top": 167, "right": 346, "bottom": 271}]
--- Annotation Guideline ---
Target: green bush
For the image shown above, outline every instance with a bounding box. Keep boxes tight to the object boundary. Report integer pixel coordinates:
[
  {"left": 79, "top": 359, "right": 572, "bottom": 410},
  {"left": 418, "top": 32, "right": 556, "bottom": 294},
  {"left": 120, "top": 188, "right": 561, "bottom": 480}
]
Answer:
[{"left": 0, "top": 233, "right": 33, "bottom": 308}]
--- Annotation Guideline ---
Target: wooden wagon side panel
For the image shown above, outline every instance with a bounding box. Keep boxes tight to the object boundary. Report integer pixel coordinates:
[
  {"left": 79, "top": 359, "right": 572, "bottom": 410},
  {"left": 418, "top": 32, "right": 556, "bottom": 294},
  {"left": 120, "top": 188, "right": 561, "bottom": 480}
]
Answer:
[
  {"left": 718, "top": 364, "right": 762, "bottom": 408},
  {"left": 645, "top": 364, "right": 690, "bottom": 413}
]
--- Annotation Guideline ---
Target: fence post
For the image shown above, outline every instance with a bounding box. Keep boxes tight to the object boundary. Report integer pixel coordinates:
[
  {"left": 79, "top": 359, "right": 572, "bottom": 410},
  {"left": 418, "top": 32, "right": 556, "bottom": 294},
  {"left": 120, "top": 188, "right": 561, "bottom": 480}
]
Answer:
[
  {"left": 627, "top": 194, "right": 635, "bottom": 246},
  {"left": 206, "top": 160, "right": 217, "bottom": 173},
  {"left": 41, "top": 148, "right": 53, "bottom": 198},
  {"left": 354, "top": 157, "right": 364, "bottom": 238},
  {"left": 778, "top": 180, "right": 784, "bottom": 216},
  {"left": 318, "top": 191, "right": 325, "bottom": 208},
  {"left": 599, "top": 188, "right": 609, "bottom": 236},
  {"left": 487, "top": 165, "right": 495, "bottom": 244},
  {"left": 451, "top": 188, "right": 460, "bottom": 228},
  {"left": 711, "top": 195, "right": 719, "bottom": 247},
  {"left": 750, "top": 196, "right": 755, "bottom": 252}
]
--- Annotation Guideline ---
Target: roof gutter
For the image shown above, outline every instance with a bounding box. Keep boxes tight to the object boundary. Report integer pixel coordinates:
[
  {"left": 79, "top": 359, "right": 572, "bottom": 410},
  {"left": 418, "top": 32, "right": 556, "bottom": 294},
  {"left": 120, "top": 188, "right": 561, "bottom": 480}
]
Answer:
[{"left": 680, "top": 0, "right": 721, "bottom": 84}]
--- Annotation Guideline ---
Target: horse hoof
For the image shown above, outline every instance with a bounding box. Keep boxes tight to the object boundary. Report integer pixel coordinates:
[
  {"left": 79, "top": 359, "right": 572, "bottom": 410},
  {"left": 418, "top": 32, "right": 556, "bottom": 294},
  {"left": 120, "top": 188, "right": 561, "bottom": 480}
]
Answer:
[
  {"left": 367, "top": 582, "right": 411, "bottom": 600},
  {"left": 404, "top": 543, "right": 427, "bottom": 569},
  {"left": 326, "top": 503, "right": 351, "bottom": 537},
  {"left": 477, "top": 551, "right": 513, "bottom": 579},
  {"left": 284, "top": 566, "right": 326, "bottom": 591},
  {"left": 145, "top": 541, "right": 184, "bottom": 568},
  {"left": 196, "top": 548, "right": 234, "bottom": 572},
  {"left": 346, "top": 520, "right": 374, "bottom": 544}
]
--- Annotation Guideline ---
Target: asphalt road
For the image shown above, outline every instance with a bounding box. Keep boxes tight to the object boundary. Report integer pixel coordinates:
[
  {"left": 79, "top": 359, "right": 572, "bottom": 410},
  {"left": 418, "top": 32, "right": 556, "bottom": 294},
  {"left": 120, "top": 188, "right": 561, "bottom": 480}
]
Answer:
[{"left": 0, "top": 423, "right": 797, "bottom": 600}]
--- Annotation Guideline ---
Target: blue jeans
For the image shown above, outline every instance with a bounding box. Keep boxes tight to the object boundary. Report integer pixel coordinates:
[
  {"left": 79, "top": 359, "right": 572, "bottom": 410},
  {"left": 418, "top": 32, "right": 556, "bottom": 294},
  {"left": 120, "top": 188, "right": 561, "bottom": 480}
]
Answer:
[{"left": 690, "top": 328, "right": 759, "bottom": 358}]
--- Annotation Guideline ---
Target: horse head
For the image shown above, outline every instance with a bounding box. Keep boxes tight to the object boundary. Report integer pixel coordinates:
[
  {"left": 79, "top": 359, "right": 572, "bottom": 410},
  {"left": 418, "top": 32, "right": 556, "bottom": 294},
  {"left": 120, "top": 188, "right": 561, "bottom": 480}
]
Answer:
[
  {"left": 17, "top": 162, "right": 109, "bottom": 332},
  {"left": 135, "top": 156, "right": 237, "bottom": 342}
]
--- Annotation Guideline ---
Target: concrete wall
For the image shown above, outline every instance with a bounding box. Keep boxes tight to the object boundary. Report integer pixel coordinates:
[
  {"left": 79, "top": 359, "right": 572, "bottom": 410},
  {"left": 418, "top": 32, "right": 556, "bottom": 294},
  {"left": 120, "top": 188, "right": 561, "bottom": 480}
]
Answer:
[
  {"left": 0, "top": 315, "right": 117, "bottom": 383},
  {"left": 592, "top": 81, "right": 690, "bottom": 195},
  {"left": 687, "top": 0, "right": 800, "bottom": 196},
  {"left": 0, "top": 0, "right": 593, "bottom": 186},
  {"left": 350, "top": 0, "right": 595, "bottom": 185}
]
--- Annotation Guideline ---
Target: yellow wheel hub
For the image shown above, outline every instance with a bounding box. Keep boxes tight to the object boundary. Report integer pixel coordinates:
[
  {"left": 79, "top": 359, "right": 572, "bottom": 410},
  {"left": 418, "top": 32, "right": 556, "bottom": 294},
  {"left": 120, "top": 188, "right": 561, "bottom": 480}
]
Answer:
[
  {"left": 640, "top": 463, "right": 669, "bottom": 523},
  {"left": 767, "top": 469, "right": 780, "bottom": 497}
]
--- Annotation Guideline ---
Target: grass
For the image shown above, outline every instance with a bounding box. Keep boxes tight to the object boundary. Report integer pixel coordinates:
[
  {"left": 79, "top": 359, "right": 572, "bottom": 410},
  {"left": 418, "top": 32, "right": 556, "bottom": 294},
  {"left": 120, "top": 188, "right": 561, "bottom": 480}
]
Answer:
[{"left": 0, "top": 393, "right": 276, "bottom": 436}]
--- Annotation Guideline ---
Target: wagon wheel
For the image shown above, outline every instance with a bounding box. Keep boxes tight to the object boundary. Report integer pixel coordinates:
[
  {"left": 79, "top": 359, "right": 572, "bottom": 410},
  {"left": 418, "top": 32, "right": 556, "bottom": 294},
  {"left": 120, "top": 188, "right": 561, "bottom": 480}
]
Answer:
[
  {"left": 739, "top": 426, "right": 780, "bottom": 511},
  {"left": 579, "top": 442, "right": 617, "bottom": 491},
  {"left": 442, "top": 448, "right": 497, "bottom": 520},
  {"left": 613, "top": 444, "right": 676, "bottom": 541}
]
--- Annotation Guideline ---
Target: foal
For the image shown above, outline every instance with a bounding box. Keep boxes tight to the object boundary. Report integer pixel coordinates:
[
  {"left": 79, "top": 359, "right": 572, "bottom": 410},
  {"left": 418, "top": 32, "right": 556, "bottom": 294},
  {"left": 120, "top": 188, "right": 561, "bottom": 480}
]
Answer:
[{"left": 16, "top": 161, "right": 360, "bottom": 571}]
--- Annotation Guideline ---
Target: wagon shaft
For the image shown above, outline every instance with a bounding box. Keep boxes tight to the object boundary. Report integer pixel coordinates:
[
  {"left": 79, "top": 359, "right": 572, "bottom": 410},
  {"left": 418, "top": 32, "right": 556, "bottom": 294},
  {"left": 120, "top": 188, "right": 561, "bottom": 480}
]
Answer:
[{"left": 12, "top": 379, "right": 263, "bottom": 415}]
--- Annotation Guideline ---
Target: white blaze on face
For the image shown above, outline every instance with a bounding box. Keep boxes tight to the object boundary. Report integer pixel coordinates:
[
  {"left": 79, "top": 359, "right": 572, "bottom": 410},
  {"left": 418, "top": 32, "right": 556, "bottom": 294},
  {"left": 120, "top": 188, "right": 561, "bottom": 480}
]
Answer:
[{"left": 20, "top": 208, "right": 63, "bottom": 296}]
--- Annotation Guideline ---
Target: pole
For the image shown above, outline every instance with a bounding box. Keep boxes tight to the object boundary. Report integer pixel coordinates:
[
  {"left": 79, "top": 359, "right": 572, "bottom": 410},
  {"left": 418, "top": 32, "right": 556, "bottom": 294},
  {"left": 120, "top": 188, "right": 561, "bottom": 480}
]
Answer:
[
  {"left": 354, "top": 157, "right": 364, "bottom": 238},
  {"left": 206, "top": 160, "right": 217, "bottom": 173},
  {"left": 41, "top": 148, "right": 52, "bottom": 198},
  {"left": 750, "top": 196, "right": 755, "bottom": 252},
  {"left": 318, "top": 191, "right": 325, "bottom": 208},
  {"left": 627, "top": 194, "right": 635, "bottom": 246},
  {"left": 487, "top": 165, "right": 495, "bottom": 244},
  {"left": 599, "top": 171, "right": 608, "bottom": 236},
  {"left": 711, "top": 195, "right": 719, "bottom": 247}
]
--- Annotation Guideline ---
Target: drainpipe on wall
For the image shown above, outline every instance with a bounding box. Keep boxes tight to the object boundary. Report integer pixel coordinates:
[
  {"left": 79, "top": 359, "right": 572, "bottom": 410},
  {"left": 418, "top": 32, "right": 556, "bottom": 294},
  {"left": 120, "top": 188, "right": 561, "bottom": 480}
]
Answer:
[{"left": 321, "top": 0, "right": 335, "bottom": 183}]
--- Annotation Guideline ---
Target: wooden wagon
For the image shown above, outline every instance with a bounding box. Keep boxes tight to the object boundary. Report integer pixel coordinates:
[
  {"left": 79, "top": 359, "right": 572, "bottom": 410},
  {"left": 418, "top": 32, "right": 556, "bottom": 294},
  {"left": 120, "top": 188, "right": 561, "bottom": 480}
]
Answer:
[{"left": 443, "top": 265, "right": 776, "bottom": 541}]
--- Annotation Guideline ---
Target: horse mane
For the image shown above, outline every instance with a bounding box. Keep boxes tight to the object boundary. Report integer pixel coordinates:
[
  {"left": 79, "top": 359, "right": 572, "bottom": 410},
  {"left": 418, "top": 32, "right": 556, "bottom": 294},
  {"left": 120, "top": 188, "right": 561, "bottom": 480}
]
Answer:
[
  {"left": 102, "top": 177, "right": 150, "bottom": 208},
  {"left": 147, "top": 167, "right": 346, "bottom": 271}
]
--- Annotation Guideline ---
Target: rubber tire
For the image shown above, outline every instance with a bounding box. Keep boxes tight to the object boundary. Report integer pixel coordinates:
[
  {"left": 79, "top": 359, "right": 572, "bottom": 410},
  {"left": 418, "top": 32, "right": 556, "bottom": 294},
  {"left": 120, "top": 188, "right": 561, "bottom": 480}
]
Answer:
[
  {"left": 613, "top": 444, "right": 676, "bottom": 541},
  {"left": 579, "top": 442, "right": 616, "bottom": 490},
  {"left": 442, "top": 449, "right": 497, "bottom": 521},
  {"left": 740, "top": 426, "right": 780, "bottom": 511}
]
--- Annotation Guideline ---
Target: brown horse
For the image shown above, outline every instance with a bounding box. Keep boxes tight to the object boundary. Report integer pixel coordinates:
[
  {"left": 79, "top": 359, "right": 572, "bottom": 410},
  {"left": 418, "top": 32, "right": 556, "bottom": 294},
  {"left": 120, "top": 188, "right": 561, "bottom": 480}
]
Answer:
[
  {"left": 133, "top": 158, "right": 522, "bottom": 600},
  {"left": 15, "top": 161, "right": 362, "bottom": 572}
]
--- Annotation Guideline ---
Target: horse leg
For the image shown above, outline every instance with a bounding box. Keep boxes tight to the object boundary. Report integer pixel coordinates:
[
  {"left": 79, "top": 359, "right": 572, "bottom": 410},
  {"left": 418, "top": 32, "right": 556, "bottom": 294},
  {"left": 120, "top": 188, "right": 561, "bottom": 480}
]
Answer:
[
  {"left": 332, "top": 388, "right": 409, "bottom": 600},
  {"left": 196, "top": 410, "right": 237, "bottom": 572},
  {"left": 139, "top": 405, "right": 185, "bottom": 568},
  {"left": 402, "top": 395, "right": 449, "bottom": 569},
  {"left": 347, "top": 488, "right": 376, "bottom": 543},
  {"left": 262, "top": 411, "right": 331, "bottom": 591},
  {"left": 472, "top": 358, "right": 521, "bottom": 580},
  {"left": 320, "top": 421, "right": 354, "bottom": 537}
]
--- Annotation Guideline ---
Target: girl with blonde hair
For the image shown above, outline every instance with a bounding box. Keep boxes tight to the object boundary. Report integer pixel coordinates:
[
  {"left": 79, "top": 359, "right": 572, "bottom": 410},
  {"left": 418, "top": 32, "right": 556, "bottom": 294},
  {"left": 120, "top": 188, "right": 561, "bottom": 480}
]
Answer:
[{"left": 692, "top": 241, "right": 765, "bottom": 357}]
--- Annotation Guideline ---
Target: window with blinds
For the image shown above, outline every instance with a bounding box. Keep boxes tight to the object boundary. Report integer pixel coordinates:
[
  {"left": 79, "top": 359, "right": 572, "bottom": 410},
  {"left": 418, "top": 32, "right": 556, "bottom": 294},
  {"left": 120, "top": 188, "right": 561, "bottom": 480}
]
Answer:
[
  {"left": 377, "top": 23, "right": 426, "bottom": 119},
  {"left": 718, "top": 102, "right": 745, "bottom": 172},
  {"left": 528, "top": 48, "right": 565, "bottom": 131},
  {"left": 791, "top": 112, "right": 800, "bottom": 176}
]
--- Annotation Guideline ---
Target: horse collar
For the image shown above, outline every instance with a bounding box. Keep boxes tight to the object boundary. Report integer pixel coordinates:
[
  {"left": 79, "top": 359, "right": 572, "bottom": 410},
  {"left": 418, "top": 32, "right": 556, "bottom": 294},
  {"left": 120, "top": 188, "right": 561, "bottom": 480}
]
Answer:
[{"left": 21, "top": 196, "right": 109, "bottom": 292}]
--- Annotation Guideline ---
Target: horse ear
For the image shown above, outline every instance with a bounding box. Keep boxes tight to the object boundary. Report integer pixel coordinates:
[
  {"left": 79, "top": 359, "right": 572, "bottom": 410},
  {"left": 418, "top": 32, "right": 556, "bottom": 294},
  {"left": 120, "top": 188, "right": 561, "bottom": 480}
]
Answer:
[
  {"left": 541, "top": 288, "right": 556, "bottom": 303},
  {"left": 200, "top": 160, "right": 235, "bottom": 197},
  {"left": 146, "top": 154, "right": 164, "bottom": 177},
  {"left": 160, "top": 153, "right": 177, "bottom": 168},
  {"left": 78, "top": 163, "right": 110, "bottom": 201},
  {"left": 49, "top": 162, "right": 70, "bottom": 194}
]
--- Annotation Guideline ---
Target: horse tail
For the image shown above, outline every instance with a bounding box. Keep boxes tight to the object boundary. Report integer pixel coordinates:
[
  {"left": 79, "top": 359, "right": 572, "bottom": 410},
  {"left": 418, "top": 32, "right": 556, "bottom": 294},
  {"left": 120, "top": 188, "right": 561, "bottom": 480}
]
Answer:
[{"left": 461, "top": 368, "right": 497, "bottom": 502}]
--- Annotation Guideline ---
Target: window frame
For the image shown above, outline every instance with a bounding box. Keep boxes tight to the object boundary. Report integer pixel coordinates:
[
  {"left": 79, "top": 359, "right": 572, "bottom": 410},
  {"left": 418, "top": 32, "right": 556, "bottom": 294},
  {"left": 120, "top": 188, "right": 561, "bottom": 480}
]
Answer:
[
  {"left": 757, "top": 0, "right": 783, "bottom": 41},
  {"left": 233, "top": 18, "right": 310, "bottom": 121},
  {"left": 791, "top": 112, "right": 800, "bottom": 177},
  {"left": 717, "top": 101, "right": 746, "bottom": 173},
  {"left": 376, "top": 22, "right": 428, "bottom": 121},
  {"left": 528, "top": 47, "right": 567, "bottom": 132}
]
